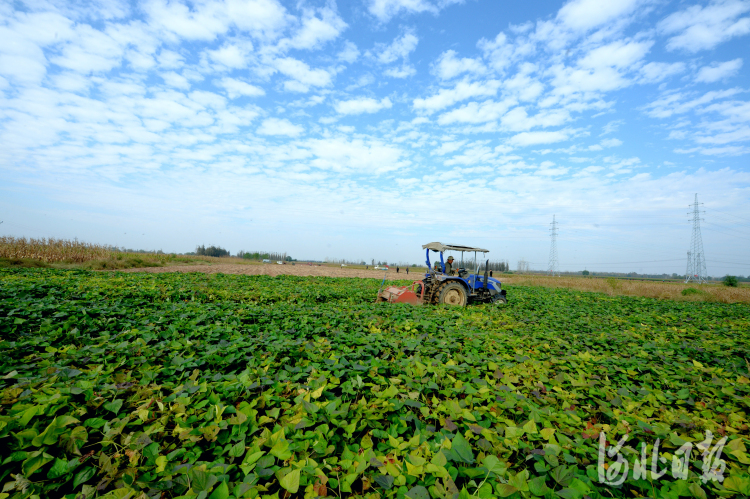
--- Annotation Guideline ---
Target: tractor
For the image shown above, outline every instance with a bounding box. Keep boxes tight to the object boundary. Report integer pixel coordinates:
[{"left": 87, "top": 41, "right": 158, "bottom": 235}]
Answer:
[{"left": 376, "top": 242, "right": 507, "bottom": 306}]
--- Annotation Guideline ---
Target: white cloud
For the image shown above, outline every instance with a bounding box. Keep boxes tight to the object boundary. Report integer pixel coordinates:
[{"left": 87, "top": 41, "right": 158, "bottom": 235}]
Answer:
[
  {"left": 432, "top": 140, "right": 467, "bottom": 156},
  {"left": 368, "top": 0, "right": 463, "bottom": 22},
  {"left": 144, "top": 0, "right": 291, "bottom": 42},
  {"left": 695, "top": 58, "right": 744, "bottom": 83},
  {"left": 143, "top": 0, "right": 229, "bottom": 41},
  {"left": 578, "top": 40, "right": 653, "bottom": 70},
  {"left": 600, "top": 138, "right": 623, "bottom": 147},
  {"left": 375, "top": 32, "right": 418, "bottom": 64},
  {"left": 643, "top": 88, "right": 743, "bottom": 118},
  {"left": 338, "top": 41, "right": 359, "bottom": 63},
  {"left": 639, "top": 61, "right": 685, "bottom": 82},
  {"left": 216, "top": 77, "right": 265, "bottom": 98},
  {"left": 304, "top": 136, "right": 408, "bottom": 174},
  {"left": 508, "top": 130, "right": 571, "bottom": 146},
  {"left": 160, "top": 71, "right": 191, "bottom": 89},
  {"left": 334, "top": 97, "right": 393, "bottom": 115},
  {"left": 278, "top": 6, "right": 347, "bottom": 51},
  {"left": 601, "top": 120, "right": 624, "bottom": 135},
  {"left": 675, "top": 145, "right": 750, "bottom": 156},
  {"left": 437, "top": 98, "right": 516, "bottom": 125},
  {"left": 157, "top": 50, "right": 184, "bottom": 69},
  {"left": 500, "top": 107, "right": 571, "bottom": 132},
  {"left": 413, "top": 79, "right": 501, "bottom": 114},
  {"left": 207, "top": 43, "right": 252, "bottom": 69},
  {"left": 659, "top": 0, "right": 750, "bottom": 52},
  {"left": 51, "top": 24, "right": 125, "bottom": 74},
  {"left": 273, "top": 57, "right": 332, "bottom": 92},
  {"left": 557, "top": 0, "right": 643, "bottom": 31},
  {"left": 384, "top": 65, "right": 416, "bottom": 78},
  {"left": 503, "top": 71, "right": 544, "bottom": 102},
  {"left": 257, "top": 117, "right": 304, "bottom": 136},
  {"left": 432, "top": 50, "right": 486, "bottom": 80},
  {"left": 345, "top": 74, "right": 375, "bottom": 90}
]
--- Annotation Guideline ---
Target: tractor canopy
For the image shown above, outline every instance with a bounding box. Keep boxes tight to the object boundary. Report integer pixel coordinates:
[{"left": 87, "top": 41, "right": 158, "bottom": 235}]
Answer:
[{"left": 422, "top": 242, "right": 489, "bottom": 253}]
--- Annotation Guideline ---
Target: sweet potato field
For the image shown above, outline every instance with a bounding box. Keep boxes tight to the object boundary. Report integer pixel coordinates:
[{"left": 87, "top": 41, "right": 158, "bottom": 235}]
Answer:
[{"left": 1, "top": 269, "right": 749, "bottom": 499}]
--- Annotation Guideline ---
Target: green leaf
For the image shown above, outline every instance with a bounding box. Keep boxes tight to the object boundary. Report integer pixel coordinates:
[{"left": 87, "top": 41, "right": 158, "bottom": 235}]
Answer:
[
  {"left": 452, "top": 432, "right": 475, "bottom": 464},
  {"left": 528, "top": 476, "right": 549, "bottom": 497},
  {"left": 18, "top": 405, "right": 41, "bottom": 427},
  {"left": 406, "top": 485, "right": 429, "bottom": 499},
  {"left": 189, "top": 469, "right": 218, "bottom": 492},
  {"left": 22, "top": 451, "right": 53, "bottom": 476},
  {"left": 47, "top": 458, "right": 69, "bottom": 479},
  {"left": 279, "top": 468, "right": 300, "bottom": 493},
  {"left": 60, "top": 426, "right": 88, "bottom": 455},
  {"left": 477, "top": 482, "right": 494, "bottom": 499},
  {"left": 481, "top": 455, "right": 505, "bottom": 475},
  {"left": 556, "top": 488, "right": 583, "bottom": 499},
  {"left": 551, "top": 465, "right": 574, "bottom": 487},
  {"left": 228, "top": 440, "right": 245, "bottom": 458},
  {"left": 270, "top": 438, "right": 292, "bottom": 460},
  {"left": 494, "top": 483, "right": 518, "bottom": 498},
  {"left": 208, "top": 480, "right": 230, "bottom": 499},
  {"left": 84, "top": 418, "right": 107, "bottom": 429},
  {"left": 73, "top": 466, "right": 96, "bottom": 488},
  {"left": 689, "top": 482, "right": 708, "bottom": 499},
  {"left": 103, "top": 399, "right": 123, "bottom": 414},
  {"left": 374, "top": 475, "right": 394, "bottom": 489},
  {"left": 143, "top": 442, "right": 160, "bottom": 461}
]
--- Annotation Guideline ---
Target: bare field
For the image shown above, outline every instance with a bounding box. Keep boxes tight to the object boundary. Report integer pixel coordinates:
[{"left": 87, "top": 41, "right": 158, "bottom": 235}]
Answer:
[
  {"left": 116, "top": 263, "right": 750, "bottom": 303},
  {"left": 501, "top": 274, "right": 750, "bottom": 304},
  {"left": 116, "top": 262, "right": 421, "bottom": 281}
]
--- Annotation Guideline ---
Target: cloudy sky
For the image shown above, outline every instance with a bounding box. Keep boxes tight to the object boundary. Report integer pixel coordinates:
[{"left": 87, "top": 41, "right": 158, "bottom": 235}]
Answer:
[{"left": 1, "top": 0, "right": 749, "bottom": 275}]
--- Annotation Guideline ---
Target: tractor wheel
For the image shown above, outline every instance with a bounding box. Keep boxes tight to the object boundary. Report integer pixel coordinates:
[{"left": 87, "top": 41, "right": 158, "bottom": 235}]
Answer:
[
  {"left": 494, "top": 296, "right": 508, "bottom": 305},
  {"left": 438, "top": 282, "right": 468, "bottom": 306}
]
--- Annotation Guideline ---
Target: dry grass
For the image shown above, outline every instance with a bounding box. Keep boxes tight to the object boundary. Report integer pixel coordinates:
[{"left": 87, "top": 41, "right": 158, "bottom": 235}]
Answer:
[
  {"left": 0, "top": 236, "right": 113, "bottom": 263},
  {"left": 502, "top": 274, "right": 750, "bottom": 304},
  {"left": 0, "top": 236, "right": 256, "bottom": 269}
]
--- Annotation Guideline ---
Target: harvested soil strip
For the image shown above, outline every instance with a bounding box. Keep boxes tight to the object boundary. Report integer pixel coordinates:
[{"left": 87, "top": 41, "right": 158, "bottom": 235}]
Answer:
[{"left": 116, "top": 263, "right": 416, "bottom": 281}]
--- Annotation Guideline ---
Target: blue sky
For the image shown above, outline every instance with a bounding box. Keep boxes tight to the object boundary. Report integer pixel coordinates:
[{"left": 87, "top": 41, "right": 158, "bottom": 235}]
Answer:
[{"left": 1, "top": 0, "right": 750, "bottom": 276}]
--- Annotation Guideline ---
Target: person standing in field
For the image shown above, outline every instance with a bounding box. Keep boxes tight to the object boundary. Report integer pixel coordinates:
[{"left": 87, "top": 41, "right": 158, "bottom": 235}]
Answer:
[
  {"left": 397, "top": 267, "right": 400, "bottom": 273},
  {"left": 406, "top": 267, "right": 409, "bottom": 275}
]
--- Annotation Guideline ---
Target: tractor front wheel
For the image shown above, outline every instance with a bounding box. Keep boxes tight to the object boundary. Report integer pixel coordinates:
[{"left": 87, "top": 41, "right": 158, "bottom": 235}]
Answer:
[{"left": 438, "top": 282, "right": 468, "bottom": 306}]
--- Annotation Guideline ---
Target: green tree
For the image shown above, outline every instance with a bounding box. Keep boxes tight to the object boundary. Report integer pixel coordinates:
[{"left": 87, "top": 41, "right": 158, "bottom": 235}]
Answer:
[
  {"left": 723, "top": 275, "right": 738, "bottom": 287},
  {"left": 582, "top": 270, "right": 589, "bottom": 276}
]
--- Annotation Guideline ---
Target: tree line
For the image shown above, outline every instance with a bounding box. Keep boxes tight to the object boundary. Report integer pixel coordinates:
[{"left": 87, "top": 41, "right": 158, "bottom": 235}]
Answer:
[
  {"left": 238, "top": 250, "right": 290, "bottom": 261},
  {"left": 194, "top": 245, "right": 230, "bottom": 257}
]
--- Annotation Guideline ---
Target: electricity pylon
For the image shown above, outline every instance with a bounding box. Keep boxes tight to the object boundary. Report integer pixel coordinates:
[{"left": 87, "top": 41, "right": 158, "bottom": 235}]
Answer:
[
  {"left": 685, "top": 194, "right": 707, "bottom": 284},
  {"left": 548, "top": 215, "right": 559, "bottom": 276}
]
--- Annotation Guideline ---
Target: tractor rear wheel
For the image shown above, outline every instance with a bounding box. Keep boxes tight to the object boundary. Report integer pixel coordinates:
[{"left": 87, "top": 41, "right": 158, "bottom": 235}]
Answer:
[{"left": 438, "top": 282, "right": 468, "bottom": 306}]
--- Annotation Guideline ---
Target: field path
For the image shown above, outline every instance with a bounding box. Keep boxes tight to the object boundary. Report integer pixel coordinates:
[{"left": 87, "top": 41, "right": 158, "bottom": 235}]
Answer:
[{"left": 117, "top": 263, "right": 418, "bottom": 281}]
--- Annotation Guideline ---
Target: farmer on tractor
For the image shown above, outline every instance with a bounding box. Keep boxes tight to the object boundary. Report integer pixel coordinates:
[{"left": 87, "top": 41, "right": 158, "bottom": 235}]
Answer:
[
  {"left": 376, "top": 242, "right": 507, "bottom": 306},
  {"left": 445, "top": 256, "right": 455, "bottom": 275}
]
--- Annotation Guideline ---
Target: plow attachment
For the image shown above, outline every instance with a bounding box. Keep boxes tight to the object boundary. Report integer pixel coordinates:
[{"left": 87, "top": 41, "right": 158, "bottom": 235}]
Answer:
[{"left": 376, "top": 280, "right": 425, "bottom": 305}]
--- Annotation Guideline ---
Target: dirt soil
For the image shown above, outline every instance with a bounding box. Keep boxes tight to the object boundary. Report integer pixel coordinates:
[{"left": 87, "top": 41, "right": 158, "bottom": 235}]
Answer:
[{"left": 117, "top": 263, "right": 418, "bottom": 281}]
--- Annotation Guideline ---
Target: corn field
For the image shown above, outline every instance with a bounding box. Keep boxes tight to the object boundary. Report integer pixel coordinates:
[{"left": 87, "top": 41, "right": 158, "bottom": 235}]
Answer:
[{"left": 0, "top": 236, "right": 115, "bottom": 263}]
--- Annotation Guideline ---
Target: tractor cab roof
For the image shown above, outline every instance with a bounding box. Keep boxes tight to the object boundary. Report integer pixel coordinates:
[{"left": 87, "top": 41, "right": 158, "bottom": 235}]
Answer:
[{"left": 422, "top": 242, "right": 489, "bottom": 253}]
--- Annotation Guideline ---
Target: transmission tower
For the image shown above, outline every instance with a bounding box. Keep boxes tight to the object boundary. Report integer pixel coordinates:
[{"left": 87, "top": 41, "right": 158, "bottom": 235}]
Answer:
[
  {"left": 685, "top": 194, "right": 707, "bottom": 284},
  {"left": 548, "top": 215, "right": 559, "bottom": 276}
]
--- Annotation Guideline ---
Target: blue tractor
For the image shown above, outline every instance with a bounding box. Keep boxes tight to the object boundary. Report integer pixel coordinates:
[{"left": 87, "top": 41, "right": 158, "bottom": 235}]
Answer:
[{"left": 377, "top": 242, "right": 507, "bottom": 306}]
